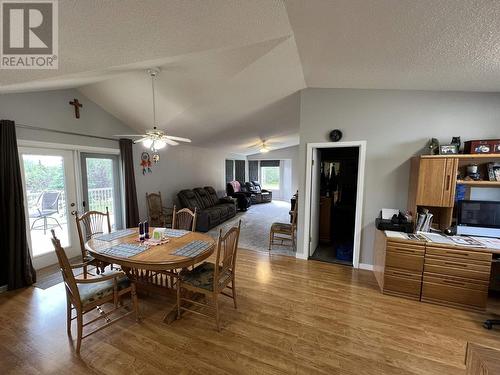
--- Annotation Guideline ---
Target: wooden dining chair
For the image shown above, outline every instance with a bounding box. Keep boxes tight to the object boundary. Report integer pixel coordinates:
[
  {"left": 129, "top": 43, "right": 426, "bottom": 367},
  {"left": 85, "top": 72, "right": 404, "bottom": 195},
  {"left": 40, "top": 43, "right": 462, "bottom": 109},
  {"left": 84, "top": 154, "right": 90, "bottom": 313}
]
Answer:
[
  {"left": 50, "top": 230, "right": 139, "bottom": 355},
  {"left": 75, "top": 207, "right": 112, "bottom": 278},
  {"left": 269, "top": 198, "right": 298, "bottom": 251},
  {"left": 176, "top": 220, "right": 241, "bottom": 331},
  {"left": 146, "top": 192, "right": 173, "bottom": 227},
  {"left": 172, "top": 205, "right": 197, "bottom": 231}
]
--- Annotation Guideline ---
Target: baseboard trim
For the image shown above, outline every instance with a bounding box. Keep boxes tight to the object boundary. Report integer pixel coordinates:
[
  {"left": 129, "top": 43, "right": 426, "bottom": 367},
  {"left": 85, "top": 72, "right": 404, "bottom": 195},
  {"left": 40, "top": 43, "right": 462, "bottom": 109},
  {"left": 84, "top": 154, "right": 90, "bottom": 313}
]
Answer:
[
  {"left": 295, "top": 252, "right": 308, "bottom": 260},
  {"left": 359, "top": 263, "right": 374, "bottom": 271},
  {"left": 0, "top": 285, "right": 7, "bottom": 294}
]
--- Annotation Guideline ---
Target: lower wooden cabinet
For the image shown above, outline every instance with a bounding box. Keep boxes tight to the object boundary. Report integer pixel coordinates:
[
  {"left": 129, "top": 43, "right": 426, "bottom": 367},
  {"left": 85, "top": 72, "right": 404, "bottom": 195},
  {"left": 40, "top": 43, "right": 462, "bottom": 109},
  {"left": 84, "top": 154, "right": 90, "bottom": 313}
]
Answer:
[{"left": 373, "top": 231, "right": 493, "bottom": 311}]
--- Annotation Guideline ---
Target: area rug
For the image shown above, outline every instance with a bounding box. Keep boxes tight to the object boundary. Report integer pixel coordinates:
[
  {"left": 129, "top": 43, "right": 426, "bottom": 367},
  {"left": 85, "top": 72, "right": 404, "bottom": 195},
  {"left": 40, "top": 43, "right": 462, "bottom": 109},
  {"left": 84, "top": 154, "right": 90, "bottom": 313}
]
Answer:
[{"left": 206, "top": 200, "right": 296, "bottom": 257}]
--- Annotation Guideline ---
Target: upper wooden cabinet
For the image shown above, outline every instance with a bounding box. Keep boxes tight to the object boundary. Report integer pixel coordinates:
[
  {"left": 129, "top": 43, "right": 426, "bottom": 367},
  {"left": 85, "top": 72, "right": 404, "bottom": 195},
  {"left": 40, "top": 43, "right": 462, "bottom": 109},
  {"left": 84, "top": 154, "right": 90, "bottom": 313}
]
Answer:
[{"left": 410, "top": 157, "right": 458, "bottom": 208}]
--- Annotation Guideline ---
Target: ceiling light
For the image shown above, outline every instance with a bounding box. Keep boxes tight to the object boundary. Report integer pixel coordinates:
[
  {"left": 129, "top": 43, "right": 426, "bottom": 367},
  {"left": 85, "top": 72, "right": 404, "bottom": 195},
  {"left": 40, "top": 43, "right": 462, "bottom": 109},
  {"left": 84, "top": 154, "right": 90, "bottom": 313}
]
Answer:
[
  {"left": 260, "top": 146, "right": 269, "bottom": 153},
  {"left": 143, "top": 139, "right": 153, "bottom": 148},
  {"left": 153, "top": 140, "right": 167, "bottom": 150}
]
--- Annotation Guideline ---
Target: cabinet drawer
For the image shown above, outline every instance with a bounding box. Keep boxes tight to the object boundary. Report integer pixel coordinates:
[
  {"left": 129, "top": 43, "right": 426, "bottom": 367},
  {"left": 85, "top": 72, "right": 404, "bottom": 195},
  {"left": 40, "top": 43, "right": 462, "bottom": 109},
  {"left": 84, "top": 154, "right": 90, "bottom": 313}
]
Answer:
[
  {"left": 423, "top": 273, "right": 488, "bottom": 291},
  {"left": 426, "top": 246, "right": 492, "bottom": 263},
  {"left": 386, "top": 251, "right": 424, "bottom": 272},
  {"left": 384, "top": 268, "right": 422, "bottom": 299},
  {"left": 387, "top": 241, "right": 425, "bottom": 255},
  {"left": 422, "top": 275, "right": 488, "bottom": 310},
  {"left": 424, "top": 256, "right": 491, "bottom": 281}
]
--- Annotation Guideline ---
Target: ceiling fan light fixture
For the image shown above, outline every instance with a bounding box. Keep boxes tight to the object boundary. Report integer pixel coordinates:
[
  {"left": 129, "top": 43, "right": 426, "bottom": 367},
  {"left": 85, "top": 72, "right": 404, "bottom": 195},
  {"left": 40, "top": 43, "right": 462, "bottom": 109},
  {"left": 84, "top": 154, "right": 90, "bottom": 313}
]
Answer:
[
  {"left": 143, "top": 139, "right": 153, "bottom": 148},
  {"left": 154, "top": 139, "right": 167, "bottom": 150},
  {"left": 260, "top": 146, "right": 269, "bottom": 153}
]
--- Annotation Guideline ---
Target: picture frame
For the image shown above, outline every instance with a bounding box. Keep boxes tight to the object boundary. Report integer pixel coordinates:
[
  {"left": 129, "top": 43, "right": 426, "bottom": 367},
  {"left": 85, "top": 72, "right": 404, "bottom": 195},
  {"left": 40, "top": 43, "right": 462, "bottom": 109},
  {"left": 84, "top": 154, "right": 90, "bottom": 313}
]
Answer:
[{"left": 439, "top": 144, "right": 458, "bottom": 155}]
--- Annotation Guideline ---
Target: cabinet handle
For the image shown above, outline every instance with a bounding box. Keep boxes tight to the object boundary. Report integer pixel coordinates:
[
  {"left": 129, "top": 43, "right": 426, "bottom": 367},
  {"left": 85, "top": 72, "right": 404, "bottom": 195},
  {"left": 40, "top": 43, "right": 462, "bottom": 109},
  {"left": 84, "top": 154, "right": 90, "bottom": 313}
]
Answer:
[
  {"left": 389, "top": 271, "right": 414, "bottom": 278},
  {"left": 446, "top": 175, "right": 451, "bottom": 191}
]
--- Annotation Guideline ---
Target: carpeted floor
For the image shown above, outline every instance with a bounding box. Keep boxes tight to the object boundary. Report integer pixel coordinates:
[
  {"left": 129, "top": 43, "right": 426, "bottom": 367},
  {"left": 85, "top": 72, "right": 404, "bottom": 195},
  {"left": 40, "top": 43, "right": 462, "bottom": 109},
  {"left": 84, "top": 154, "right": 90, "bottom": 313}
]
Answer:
[{"left": 206, "top": 200, "right": 295, "bottom": 257}]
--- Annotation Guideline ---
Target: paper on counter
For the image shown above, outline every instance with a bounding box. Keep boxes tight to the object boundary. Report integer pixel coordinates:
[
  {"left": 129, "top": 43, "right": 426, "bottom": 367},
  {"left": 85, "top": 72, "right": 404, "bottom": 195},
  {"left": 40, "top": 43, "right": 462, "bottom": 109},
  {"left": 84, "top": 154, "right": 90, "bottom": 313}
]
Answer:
[
  {"left": 385, "top": 231, "right": 408, "bottom": 239},
  {"left": 471, "top": 236, "right": 500, "bottom": 250}
]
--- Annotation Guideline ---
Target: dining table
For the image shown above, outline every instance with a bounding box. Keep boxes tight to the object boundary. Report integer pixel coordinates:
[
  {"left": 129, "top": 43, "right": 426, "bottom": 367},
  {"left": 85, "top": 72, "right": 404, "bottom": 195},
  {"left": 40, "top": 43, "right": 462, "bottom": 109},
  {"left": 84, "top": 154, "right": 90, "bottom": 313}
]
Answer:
[{"left": 86, "top": 227, "right": 216, "bottom": 323}]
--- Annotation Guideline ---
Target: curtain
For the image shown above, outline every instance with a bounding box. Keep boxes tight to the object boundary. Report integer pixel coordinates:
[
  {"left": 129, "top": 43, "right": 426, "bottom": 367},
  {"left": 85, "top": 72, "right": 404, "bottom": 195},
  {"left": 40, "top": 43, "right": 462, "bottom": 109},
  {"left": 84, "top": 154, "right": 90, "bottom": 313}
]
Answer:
[
  {"left": 225, "top": 159, "right": 234, "bottom": 183},
  {"left": 235, "top": 160, "right": 246, "bottom": 182},
  {"left": 260, "top": 160, "right": 280, "bottom": 167},
  {"left": 119, "top": 139, "right": 139, "bottom": 228},
  {"left": 248, "top": 160, "right": 259, "bottom": 181},
  {"left": 0, "top": 120, "right": 36, "bottom": 289}
]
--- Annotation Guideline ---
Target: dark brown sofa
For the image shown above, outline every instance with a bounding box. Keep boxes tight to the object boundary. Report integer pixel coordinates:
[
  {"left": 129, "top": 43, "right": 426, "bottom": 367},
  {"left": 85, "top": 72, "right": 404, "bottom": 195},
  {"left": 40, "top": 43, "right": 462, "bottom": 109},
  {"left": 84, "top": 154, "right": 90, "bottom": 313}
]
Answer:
[{"left": 177, "top": 186, "right": 236, "bottom": 232}]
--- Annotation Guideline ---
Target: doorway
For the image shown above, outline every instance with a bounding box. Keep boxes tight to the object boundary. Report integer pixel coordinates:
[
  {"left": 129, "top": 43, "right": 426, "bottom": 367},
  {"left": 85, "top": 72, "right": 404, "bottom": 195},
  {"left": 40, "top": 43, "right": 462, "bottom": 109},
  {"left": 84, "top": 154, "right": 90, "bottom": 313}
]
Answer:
[
  {"left": 19, "top": 147, "right": 80, "bottom": 269},
  {"left": 19, "top": 145, "right": 124, "bottom": 270},
  {"left": 304, "top": 141, "right": 366, "bottom": 268}
]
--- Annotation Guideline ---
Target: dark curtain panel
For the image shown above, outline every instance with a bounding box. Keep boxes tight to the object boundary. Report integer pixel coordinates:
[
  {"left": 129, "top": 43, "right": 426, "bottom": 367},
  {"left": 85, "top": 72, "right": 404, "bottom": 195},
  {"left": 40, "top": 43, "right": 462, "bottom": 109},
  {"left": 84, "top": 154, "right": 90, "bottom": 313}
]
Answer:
[
  {"left": 119, "top": 139, "right": 139, "bottom": 228},
  {"left": 235, "top": 160, "right": 246, "bottom": 182},
  {"left": 260, "top": 160, "right": 280, "bottom": 167},
  {"left": 248, "top": 160, "right": 259, "bottom": 181},
  {"left": 0, "top": 120, "right": 36, "bottom": 289},
  {"left": 225, "top": 159, "right": 234, "bottom": 183}
]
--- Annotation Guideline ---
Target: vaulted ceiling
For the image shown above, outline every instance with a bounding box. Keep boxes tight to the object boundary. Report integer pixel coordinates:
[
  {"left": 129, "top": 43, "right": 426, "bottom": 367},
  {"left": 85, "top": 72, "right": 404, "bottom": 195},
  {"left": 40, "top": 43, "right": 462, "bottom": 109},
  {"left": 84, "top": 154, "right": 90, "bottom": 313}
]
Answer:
[{"left": 1, "top": 0, "right": 499, "bottom": 154}]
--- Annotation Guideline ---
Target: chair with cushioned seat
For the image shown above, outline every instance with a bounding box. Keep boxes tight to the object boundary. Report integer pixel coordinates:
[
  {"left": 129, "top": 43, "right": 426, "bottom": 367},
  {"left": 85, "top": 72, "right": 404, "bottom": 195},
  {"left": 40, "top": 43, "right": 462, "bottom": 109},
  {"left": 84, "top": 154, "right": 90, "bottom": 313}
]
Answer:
[
  {"left": 176, "top": 220, "right": 241, "bottom": 331},
  {"left": 269, "top": 198, "right": 297, "bottom": 251},
  {"left": 50, "top": 230, "right": 139, "bottom": 354}
]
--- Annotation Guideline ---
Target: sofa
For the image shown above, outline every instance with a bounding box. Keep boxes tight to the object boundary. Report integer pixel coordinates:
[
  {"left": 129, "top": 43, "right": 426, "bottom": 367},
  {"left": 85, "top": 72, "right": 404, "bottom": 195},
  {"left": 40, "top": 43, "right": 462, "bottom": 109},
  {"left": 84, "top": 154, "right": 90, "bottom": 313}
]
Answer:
[
  {"left": 245, "top": 181, "right": 272, "bottom": 204},
  {"left": 226, "top": 181, "right": 252, "bottom": 211},
  {"left": 177, "top": 186, "right": 237, "bottom": 232}
]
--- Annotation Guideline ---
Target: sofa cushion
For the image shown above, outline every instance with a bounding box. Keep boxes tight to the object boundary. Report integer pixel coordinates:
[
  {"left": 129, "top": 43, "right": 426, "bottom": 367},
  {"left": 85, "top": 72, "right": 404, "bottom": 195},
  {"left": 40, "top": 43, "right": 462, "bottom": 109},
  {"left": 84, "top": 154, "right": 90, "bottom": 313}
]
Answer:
[
  {"left": 204, "top": 186, "right": 219, "bottom": 206},
  {"left": 193, "top": 187, "right": 212, "bottom": 209},
  {"left": 203, "top": 207, "right": 221, "bottom": 224},
  {"left": 177, "top": 189, "right": 203, "bottom": 210}
]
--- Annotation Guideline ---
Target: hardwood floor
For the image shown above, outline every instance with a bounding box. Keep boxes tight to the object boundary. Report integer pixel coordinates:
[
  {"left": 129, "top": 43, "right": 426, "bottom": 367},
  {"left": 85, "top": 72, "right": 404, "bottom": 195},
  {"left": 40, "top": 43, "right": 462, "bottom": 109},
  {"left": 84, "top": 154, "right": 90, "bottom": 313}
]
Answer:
[{"left": 1, "top": 249, "right": 499, "bottom": 375}]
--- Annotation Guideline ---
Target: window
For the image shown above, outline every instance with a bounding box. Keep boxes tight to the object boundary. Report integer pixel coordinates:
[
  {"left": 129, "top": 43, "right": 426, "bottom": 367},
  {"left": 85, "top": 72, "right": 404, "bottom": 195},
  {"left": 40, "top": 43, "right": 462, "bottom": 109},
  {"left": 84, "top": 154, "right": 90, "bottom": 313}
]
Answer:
[{"left": 260, "top": 166, "right": 280, "bottom": 190}]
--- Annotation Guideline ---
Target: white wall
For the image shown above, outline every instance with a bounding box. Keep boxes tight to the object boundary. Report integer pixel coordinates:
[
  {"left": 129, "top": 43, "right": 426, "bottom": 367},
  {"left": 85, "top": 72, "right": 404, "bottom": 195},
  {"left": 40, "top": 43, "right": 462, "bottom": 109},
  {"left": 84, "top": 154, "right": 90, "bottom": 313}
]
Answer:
[
  {"left": 247, "top": 145, "right": 299, "bottom": 198},
  {"left": 298, "top": 88, "right": 500, "bottom": 265},
  {"left": 1, "top": 89, "right": 135, "bottom": 149},
  {"left": 134, "top": 144, "right": 245, "bottom": 220}
]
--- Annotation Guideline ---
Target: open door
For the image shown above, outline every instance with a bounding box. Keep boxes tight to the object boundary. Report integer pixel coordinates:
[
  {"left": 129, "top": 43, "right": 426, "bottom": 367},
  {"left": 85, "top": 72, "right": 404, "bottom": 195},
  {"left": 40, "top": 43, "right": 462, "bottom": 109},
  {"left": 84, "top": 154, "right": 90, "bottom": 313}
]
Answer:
[{"left": 309, "top": 148, "right": 321, "bottom": 256}]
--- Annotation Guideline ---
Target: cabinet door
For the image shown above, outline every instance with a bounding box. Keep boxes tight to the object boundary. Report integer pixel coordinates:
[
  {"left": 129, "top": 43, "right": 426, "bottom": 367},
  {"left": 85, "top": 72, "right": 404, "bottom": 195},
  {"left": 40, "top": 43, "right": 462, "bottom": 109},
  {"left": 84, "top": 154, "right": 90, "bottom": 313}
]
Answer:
[
  {"left": 416, "top": 158, "right": 457, "bottom": 207},
  {"left": 441, "top": 158, "right": 458, "bottom": 207}
]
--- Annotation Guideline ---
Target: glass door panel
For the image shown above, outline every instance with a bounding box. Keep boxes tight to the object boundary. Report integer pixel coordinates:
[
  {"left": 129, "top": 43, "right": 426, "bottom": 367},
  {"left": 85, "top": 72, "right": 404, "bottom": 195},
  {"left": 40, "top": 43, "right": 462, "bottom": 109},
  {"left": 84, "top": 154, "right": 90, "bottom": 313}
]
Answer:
[
  {"left": 81, "top": 153, "right": 122, "bottom": 230},
  {"left": 19, "top": 148, "right": 79, "bottom": 268}
]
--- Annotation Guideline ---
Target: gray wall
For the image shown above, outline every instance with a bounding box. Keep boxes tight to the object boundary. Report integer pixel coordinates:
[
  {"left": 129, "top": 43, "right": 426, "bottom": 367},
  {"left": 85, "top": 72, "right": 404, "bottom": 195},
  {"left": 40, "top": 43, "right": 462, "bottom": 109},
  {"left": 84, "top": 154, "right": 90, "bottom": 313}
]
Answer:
[
  {"left": 1, "top": 89, "right": 134, "bottom": 149},
  {"left": 247, "top": 145, "right": 299, "bottom": 195},
  {"left": 298, "top": 88, "right": 500, "bottom": 265},
  {"left": 134, "top": 144, "right": 243, "bottom": 220}
]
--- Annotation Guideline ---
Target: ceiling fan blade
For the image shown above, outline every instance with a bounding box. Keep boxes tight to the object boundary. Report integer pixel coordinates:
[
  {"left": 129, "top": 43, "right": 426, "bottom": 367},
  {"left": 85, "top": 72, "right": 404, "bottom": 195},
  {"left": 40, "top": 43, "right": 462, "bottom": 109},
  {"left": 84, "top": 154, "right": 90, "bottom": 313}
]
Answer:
[
  {"left": 165, "top": 135, "right": 192, "bottom": 143},
  {"left": 114, "top": 134, "right": 147, "bottom": 137},
  {"left": 164, "top": 138, "right": 179, "bottom": 146},
  {"left": 133, "top": 137, "right": 150, "bottom": 143}
]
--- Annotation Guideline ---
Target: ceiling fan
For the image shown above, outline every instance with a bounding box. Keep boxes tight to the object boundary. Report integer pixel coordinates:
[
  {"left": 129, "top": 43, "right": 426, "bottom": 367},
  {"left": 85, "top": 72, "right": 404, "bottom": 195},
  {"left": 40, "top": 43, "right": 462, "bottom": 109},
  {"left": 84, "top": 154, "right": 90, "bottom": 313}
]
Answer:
[
  {"left": 115, "top": 69, "right": 191, "bottom": 152},
  {"left": 247, "top": 139, "right": 282, "bottom": 153}
]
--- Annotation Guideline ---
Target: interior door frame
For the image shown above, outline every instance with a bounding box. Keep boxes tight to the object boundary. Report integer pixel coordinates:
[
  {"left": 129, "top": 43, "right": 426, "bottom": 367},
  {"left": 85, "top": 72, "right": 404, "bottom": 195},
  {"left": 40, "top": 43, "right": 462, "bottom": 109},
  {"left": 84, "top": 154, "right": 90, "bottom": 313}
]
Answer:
[
  {"left": 80, "top": 152, "right": 123, "bottom": 229},
  {"left": 18, "top": 146, "right": 80, "bottom": 269},
  {"left": 303, "top": 141, "right": 367, "bottom": 268}
]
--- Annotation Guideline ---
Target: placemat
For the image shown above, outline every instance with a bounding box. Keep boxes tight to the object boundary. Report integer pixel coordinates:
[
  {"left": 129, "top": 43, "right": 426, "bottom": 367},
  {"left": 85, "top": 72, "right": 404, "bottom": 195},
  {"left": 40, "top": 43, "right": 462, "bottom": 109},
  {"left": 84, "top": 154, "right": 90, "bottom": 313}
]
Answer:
[
  {"left": 172, "top": 240, "right": 212, "bottom": 257},
  {"left": 94, "top": 229, "right": 136, "bottom": 242},
  {"left": 164, "top": 229, "right": 189, "bottom": 238},
  {"left": 99, "top": 243, "right": 149, "bottom": 258}
]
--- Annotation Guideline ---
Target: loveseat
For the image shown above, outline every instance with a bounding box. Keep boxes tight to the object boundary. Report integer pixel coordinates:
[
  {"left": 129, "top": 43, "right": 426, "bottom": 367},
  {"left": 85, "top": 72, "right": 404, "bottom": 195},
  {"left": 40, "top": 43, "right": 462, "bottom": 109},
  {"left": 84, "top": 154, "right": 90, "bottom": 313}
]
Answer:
[
  {"left": 177, "top": 186, "right": 237, "bottom": 232},
  {"left": 244, "top": 181, "right": 272, "bottom": 204}
]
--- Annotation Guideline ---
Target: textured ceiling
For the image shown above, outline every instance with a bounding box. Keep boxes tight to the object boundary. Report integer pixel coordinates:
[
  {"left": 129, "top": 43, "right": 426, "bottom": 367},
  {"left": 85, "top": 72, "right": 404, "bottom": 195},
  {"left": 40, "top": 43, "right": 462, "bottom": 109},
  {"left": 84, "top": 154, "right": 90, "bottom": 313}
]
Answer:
[{"left": 1, "top": 0, "right": 500, "bottom": 153}]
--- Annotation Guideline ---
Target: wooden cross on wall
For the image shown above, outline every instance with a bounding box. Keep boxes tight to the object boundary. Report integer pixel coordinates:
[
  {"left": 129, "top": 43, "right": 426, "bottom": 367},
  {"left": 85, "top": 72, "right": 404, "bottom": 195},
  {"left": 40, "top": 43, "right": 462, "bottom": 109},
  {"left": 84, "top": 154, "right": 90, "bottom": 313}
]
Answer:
[{"left": 69, "top": 98, "right": 83, "bottom": 119}]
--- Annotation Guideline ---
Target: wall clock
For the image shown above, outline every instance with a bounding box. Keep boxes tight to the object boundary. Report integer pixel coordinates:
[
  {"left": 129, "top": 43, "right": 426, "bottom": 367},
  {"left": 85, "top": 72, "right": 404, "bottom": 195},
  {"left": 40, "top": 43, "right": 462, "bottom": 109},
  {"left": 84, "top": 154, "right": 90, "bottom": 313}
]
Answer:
[{"left": 329, "top": 129, "right": 343, "bottom": 142}]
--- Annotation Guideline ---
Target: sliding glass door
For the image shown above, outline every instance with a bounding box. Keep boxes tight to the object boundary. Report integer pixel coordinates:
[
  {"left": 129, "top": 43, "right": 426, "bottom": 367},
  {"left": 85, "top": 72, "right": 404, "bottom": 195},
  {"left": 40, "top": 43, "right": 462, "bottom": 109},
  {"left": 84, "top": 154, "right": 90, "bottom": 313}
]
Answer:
[
  {"left": 81, "top": 153, "right": 123, "bottom": 230},
  {"left": 19, "top": 147, "right": 79, "bottom": 268}
]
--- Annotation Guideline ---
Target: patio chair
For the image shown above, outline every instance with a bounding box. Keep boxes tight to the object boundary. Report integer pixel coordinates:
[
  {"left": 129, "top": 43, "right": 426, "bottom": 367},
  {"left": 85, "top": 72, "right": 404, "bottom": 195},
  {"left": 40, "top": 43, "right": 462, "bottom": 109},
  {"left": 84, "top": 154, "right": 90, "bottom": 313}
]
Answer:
[{"left": 29, "top": 191, "right": 63, "bottom": 234}]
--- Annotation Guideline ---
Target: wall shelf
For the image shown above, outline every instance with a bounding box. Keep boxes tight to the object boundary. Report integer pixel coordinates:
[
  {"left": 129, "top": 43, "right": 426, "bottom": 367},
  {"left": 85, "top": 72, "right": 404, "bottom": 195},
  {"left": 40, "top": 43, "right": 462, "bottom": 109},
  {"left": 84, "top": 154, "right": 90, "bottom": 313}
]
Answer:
[
  {"left": 457, "top": 180, "right": 500, "bottom": 187},
  {"left": 421, "top": 154, "right": 500, "bottom": 159}
]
